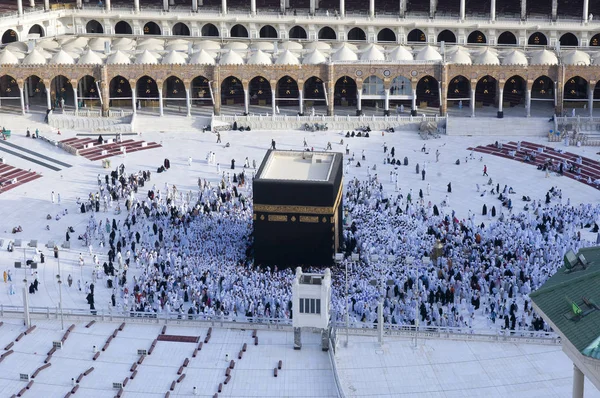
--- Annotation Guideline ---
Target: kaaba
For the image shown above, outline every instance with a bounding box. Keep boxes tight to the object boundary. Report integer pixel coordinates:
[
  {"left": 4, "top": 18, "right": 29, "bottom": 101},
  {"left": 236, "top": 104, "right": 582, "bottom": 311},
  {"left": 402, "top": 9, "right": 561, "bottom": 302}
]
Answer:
[{"left": 253, "top": 150, "right": 343, "bottom": 268}]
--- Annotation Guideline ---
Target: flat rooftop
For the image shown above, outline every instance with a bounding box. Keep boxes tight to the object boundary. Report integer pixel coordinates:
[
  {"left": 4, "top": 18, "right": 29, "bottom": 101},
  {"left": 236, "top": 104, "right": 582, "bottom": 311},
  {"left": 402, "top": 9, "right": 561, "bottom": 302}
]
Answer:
[{"left": 260, "top": 151, "right": 334, "bottom": 181}]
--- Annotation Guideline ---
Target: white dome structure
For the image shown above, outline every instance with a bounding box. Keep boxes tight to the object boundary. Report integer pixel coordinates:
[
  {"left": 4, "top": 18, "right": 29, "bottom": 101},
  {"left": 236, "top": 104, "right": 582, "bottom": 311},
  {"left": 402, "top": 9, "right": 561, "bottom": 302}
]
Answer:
[
  {"left": 162, "top": 50, "right": 187, "bottom": 64},
  {"left": 50, "top": 49, "right": 75, "bottom": 65},
  {"left": 112, "top": 38, "right": 135, "bottom": 51},
  {"left": 219, "top": 50, "right": 244, "bottom": 65},
  {"left": 189, "top": 49, "right": 216, "bottom": 65},
  {"left": 247, "top": 49, "right": 272, "bottom": 65},
  {"left": 447, "top": 47, "right": 472, "bottom": 64},
  {"left": 106, "top": 50, "right": 131, "bottom": 65},
  {"left": 360, "top": 44, "right": 385, "bottom": 61},
  {"left": 88, "top": 37, "right": 112, "bottom": 51},
  {"left": 473, "top": 48, "right": 500, "bottom": 65},
  {"left": 251, "top": 42, "right": 275, "bottom": 51},
  {"left": 135, "top": 50, "right": 159, "bottom": 64},
  {"left": 387, "top": 46, "right": 413, "bottom": 61},
  {"left": 280, "top": 41, "right": 304, "bottom": 51},
  {"left": 22, "top": 49, "right": 47, "bottom": 65},
  {"left": 303, "top": 49, "right": 327, "bottom": 64},
  {"left": 77, "top": 49, "right": 103, "bottom": 65},
  {"left": 0, "top": 49, "right": 20, "bottom": 65},
  {"left": 165, "top": 41, "right": 190, "bottom": 52},
  {"left": 530, "top": 49, "right": 558, "bottom": 65},
  {"left": 193, "top": 41, "right": 221, "bottom": 51},
  {"left": 137, "top": 41, "right": 164, "bottom": 52},
  {"left": 275, "top": 50, "right": 300, "bottom": 65},
  {"left": 332, "top": 44, "right": 358, "bottom": 62},
  {"left": 223, "top": 42, "right": 248, "bottom": 50},
  {"left": 561, "top": 50, "right": 591, "bottom": 66},
  {"left": 304, "top": 42, "right": 331, "bottom": 51},
  {"left": 502, "top": 50, "right": 528, "bottom": 65},
  {"left": 415, "top": 46, "right": 442, "bottom": 61}
]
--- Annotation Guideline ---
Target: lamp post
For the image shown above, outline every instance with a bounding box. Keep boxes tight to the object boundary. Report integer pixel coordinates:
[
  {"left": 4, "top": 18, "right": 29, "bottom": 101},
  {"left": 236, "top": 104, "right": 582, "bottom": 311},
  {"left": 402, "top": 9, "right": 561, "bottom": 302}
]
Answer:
[
  {"left": 369, "top": 254, "right": 394, "bottom": 346},
  {"left": 16, "top": 248, "right": 31, "bottom": 328},
  {"left": 405, "top": 256, "right": 417, "bottom": 347},
  {"left": 347, "top": 253, "right": 359, "bottom": 347},
  {"left": 57, "top": 255, "right": 64, "bottom": 330}
]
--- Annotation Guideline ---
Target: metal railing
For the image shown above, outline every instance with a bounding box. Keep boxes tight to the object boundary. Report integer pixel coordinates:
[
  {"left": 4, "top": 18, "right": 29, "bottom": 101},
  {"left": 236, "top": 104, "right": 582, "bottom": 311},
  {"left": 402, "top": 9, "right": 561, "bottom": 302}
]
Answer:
[
  {"left": 214, "top": 114, "right": 446, "bottom": 123},
  {"left": 0, "top": 304, "right": 559, "bottom": 344}
]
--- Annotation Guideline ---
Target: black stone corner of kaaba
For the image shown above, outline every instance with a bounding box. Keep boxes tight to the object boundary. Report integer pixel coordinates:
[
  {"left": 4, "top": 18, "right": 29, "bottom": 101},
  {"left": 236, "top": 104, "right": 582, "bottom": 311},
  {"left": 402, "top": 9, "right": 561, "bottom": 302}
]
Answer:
[{"left": 252, "top": 150, "right": 344, "bottom": 268}]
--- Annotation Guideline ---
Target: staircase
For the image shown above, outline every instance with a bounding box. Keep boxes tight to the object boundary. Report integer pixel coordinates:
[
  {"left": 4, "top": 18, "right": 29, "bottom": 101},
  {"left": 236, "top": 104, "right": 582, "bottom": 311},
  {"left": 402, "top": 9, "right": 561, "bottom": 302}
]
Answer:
[
  {"left": 48, "top": 113, "right": 134, "bottom": 133},
  {"left": 133, "top": 115, "right": 210, "bottom": 134},
  {"left": 446, "top": 116, "right": 551, "bottom": 136}
]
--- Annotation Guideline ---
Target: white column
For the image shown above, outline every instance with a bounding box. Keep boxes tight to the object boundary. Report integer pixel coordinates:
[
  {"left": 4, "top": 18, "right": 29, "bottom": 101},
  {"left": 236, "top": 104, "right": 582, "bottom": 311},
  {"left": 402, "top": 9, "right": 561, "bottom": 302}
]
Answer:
[
  {"left": 310, "top": 0, "right": 315, "bottom": 14},
  {"left": 158, "top": 89, "right": 164, "bottom": 116},
  {"left": 74, "top": 87, "right": 79, "bottom": 112},
  {"left": 357, "top": 90, "right": 362, "bottom": 112},
  {"left": 76, "top": 0, "right": 82, "bottom": 8},
  {"left": 411, "top": 89, "right": 417, "bottom": 115},
  {"left": 186, "top": 89, "right": 191, "bottom": 116},
  {"left": 46, "top": 88, "right": 52, "bottom": 110},
  {"left": 573, "top": 365, "right": 584, "bottom": 398},
  {"left": 498, "top": 87, "right": 504, "bottom": 117},
  {"left": 521, "top": 0, "right": 526, "bottom": 19},
  {"left": 526, "top": 89, "right": 531, "bottom": 117},
  {"left": 340, "top": 0, "right": 345, "bottom": 16},
  {"left": 19, "top": 87, "right": 25, "bottom": 115},
  {"left": 251, "top": 0, "right": 256, "bottom": 14},
  {"left": 584, "top": 0, "right": 589, "bottom": 21},
  {"left": 460, "top": 0, "right": 465, "bottom": 20},
  {"left": 429, "top": 0, "right": 435, "bottom": 18},
  {"left": 192, "top": 0, "right": 198, "bottom": 12},
  {"left": 134, "top": 0, "right": 140, "bottom": 12},
  {"left": 23, "top": 82, "right": 29, "bottom": 110},
  {"left": 105, "top": 0, "right": 111, "bottom": 12},
  {"left": 470, "top": 88, "right": 475, "bottom": 117},
  {"left": 490, "top": 0, "right": 496, "bottom": 21},
  {"left": 400, "top": 0, "right": 406, "bottom": 16},
  {"left": 29, "top": 0, "right": 34, "bottom": 7},
  {"left": 18, "top": 0, "right": 23, "bottom": 15},
  {"left": 132, "top": 89, "right": 137, "bottom": 114},
  {"left": 222, "top": 0, "right": 227, "bottom": 14},
  {"left": 44, "top": 0, "right": 49, "bottom": 11},
  {"left": 384, "top": 89, "right": 390, "bottom": 113},
  {"left": 299, "top": 90, "right": 304, "bottom": 114},
  {"left": 588, "top": 85, "right": 594, "bottom": 117},
  {"left": 552, "top": 0, "right": 557, "bottom": 20},
  {"left": 369, "top": 0, "right": 375, "bottom": 17},
  {"left": 163, "top": 0, "right": 169, "bottom": 11},
  {"left": 272, "top": 90, "right": 276, "bottom": 115},
  {"left": 244, "top": 89, "right": 249, "bottom": 114}
]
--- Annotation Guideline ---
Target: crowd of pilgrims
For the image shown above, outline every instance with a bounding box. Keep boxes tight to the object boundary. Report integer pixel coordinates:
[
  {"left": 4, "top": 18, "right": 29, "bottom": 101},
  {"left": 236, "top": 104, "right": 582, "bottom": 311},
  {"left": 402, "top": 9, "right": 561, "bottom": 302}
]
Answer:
[{"left": 84, "top": 163, "right": 600, "bottom": 334}]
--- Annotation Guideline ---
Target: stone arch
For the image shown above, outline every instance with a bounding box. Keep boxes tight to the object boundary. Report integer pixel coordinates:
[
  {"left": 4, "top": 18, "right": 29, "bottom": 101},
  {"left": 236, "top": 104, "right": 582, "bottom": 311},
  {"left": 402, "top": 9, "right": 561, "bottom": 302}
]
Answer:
[
  {"left": 467, "top": 30, "right": 486, "bottom": 44},
  {"left": 1, "top": 29, "right": 17, "bottom": 44},
  {"left": 407, "top": 29, "right": 426, "bottom": 43},
  {"left": 447, "top": 75, "right": 470, "bottom": 99},
  {"left": 109, "top": 75, "right": 132, "bottom": 109},
  {"left": 115, "top": 21, "right": 133, "bottom": 35},
  {"left": 0, "top": 75, "right": 20, "bottom": 113},
  {"left": 334, "top": 75, "right": 357, "bottom": 107},
  {"left": 172, "top": 22, "right": 191, "bottom": 36},
  {"left": 50, "top": 75, "right": 74, "bottom": 108},
  {"left": 144, "top": 21, "right": 162, "bottom": 35},
  {"left": 531, "top": 75, "right": 554, "bottom": 99},
  {"left": 390, "top": 76, "right": 411, "bottom": 95},
  {"left": 221, "top": 75, "right": 244, "bottom": 106},
  {"left": 230, "top": 24, "right": 249, "bottom": 38},
  {"left": 348, "top": 27, "right": 366, "bottom": 41},
  {"left": 163, "top": 76, "right": 186, "bottom": 114},
  {"left": 437, "top": 29, "right": 456, "bottom": 43},
  {"left": 503, "top": 75, "right": 526, "bottom": 110},
  {"left": 289, "top": 26, "right": 307, "bottom": 40},
  {"left": 304, "top": 76, "right": 326, "bottom": 114},
  {"left": 498, "top": 31, "right": 517, "bottom": 45},
  {"left": 318, "top": 27, "right": 336, "bottom": 40},
  {"left": 24, "top": 75, "right": 46, "bottom": 109},
  {"left": 202, "top": 23, "right": 219, "bottom": 37},
  {"left": 191, "top": 75, "right": 212, "bottom": 109},
  {"left": 277, "top": 75, "right": 300, "bottom": 109},
  {"left": 528, "top": 32, "right": 547, "bottom": 46},
  {"left": 591, "top": 33, "right": 600, "bottom": 46},
  {"left": 362, "top": 75, "right": 384, "bottom": 96},
  {"left": 416, "top": 75, "right": 439, "bottom": 108},
  {"left": 559, "top": 32, "right": 578, "bottom": 47},
  {"left": 563, "top": 76, "right": 588, "bottom": 100},
  {"left": 249, "top": 76, "right": 272, "bottom": 107},
  {"left": 475, "top": 75, "right": 497, "bottom": 107},
  {"left": 85, "top": 20, "right": 104, "bottom": 34},
  {"left": 136, "top": 76, "right": 159, "bottom": 99},
  {"left": 28, "top": 24, "right": 45, "bottom": 38},
  {"left": 77, "top": 75, "right": 100, "bottom": 109},
  {"left": 260, "top": 25, "right": 277, "bottom": 38},
  {"left": 377, "top": 28, "right": 396, "bottom": 43}
]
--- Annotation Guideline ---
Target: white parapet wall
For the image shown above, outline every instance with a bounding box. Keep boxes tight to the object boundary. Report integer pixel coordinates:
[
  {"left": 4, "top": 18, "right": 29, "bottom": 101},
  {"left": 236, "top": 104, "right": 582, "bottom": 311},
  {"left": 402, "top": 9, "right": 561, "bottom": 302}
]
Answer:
[
  {"left": 446, "top": 116, "right": 551, "bottom": 136},
  {"left": 213, "top": 114, "right": 447, "bottom": 132}
]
